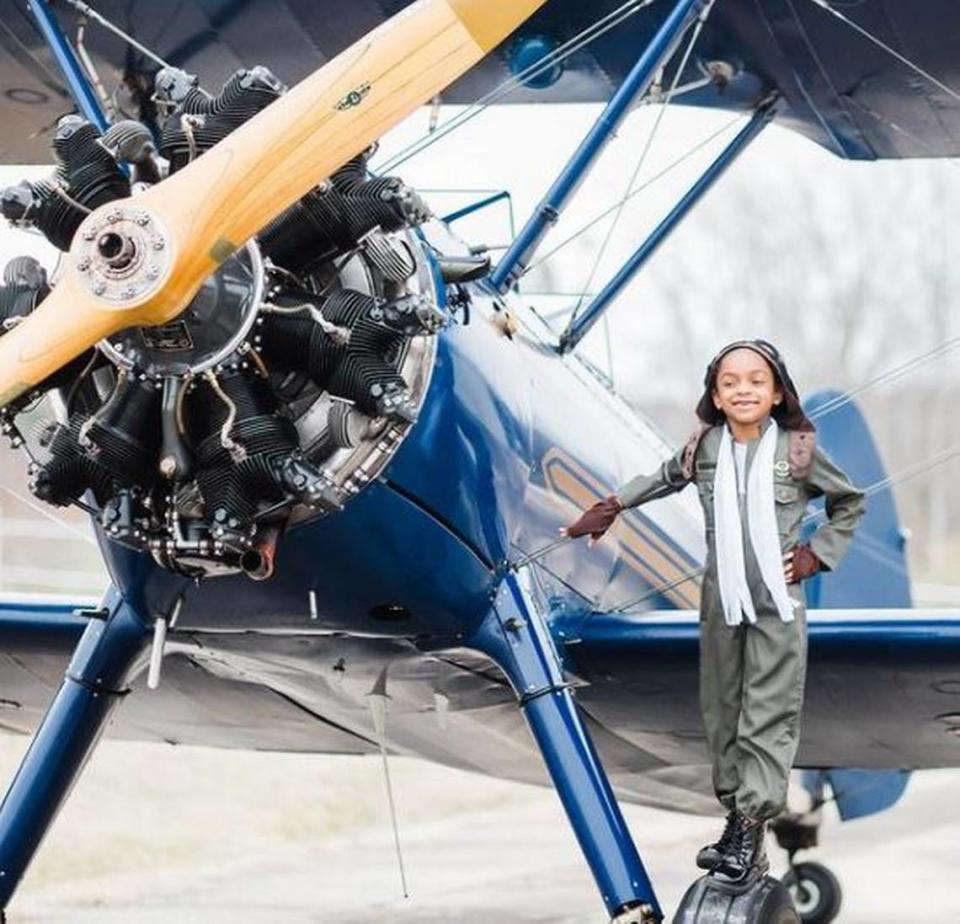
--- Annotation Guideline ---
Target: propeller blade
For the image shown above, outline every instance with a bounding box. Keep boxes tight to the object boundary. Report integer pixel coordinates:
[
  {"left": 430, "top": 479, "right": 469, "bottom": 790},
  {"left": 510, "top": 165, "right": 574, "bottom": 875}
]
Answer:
[
  {"left": 0, "top": 0, "right": 547, "bottom": 408},
  {"left": 0, "top": 273, "right": 122, "bottom": 407}
]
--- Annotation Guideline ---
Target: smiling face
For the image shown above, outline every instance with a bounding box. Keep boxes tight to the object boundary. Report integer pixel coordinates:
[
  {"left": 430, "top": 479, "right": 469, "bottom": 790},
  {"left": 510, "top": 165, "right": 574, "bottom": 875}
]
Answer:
[{"left": 711, "top": 347, "right": 783, "bottom": 438}]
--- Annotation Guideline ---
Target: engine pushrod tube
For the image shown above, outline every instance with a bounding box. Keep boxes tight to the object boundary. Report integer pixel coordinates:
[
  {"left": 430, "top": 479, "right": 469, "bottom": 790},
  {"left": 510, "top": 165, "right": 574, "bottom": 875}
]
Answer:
[
  {"left": 27, "top": 0, "right": 110, "bottom": 132},
  {"left": 490, "top": 0, "right": 705, "bottom": 293},
  {"left": 0, "top": 587, "right": 151, "bottom": 907},
  {"left": 467, "top": 572, "right": 661, "bottom": 921},
  {"left": 559, "top": 99, "right": 778, "bottom": 354}
]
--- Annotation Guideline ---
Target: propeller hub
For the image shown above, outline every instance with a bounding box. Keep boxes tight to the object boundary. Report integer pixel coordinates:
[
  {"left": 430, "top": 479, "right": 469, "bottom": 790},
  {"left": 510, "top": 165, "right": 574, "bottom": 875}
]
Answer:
[
  {"left": 96, "top": 231, "right": 137, "bottom": 269},
  {"left": 73, "top": 204, "right": 171, "bottom": 305}
]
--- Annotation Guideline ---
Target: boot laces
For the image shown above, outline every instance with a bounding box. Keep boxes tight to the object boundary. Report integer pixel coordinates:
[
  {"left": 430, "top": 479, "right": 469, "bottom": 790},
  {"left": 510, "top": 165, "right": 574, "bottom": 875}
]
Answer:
[
  {"left": 716, "top": 810, "right": 739, "bottom": 850},
  {"left": 732, "top": 815, "right": 762, "bottom": 862}
]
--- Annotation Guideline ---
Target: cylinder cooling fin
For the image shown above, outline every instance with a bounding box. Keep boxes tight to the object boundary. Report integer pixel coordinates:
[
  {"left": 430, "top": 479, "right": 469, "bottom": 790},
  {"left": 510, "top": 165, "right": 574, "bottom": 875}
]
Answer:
[{"left": 0, "top": 65, "right": 445, "bottom": 581}]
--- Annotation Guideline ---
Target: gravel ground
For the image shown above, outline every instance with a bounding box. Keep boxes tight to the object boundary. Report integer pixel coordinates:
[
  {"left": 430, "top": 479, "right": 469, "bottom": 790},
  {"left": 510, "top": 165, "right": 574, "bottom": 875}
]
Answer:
[{"left": 0, "top": 737, "right": 957, "bottom": 923}]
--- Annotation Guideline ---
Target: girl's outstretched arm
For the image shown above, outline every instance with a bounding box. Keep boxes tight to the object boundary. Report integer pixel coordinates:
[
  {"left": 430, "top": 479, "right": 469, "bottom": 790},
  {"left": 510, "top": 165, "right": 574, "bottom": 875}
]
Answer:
[
  {"left": 561, "top": 442, "right": 692, "bottom": 546},
  {"left": 615, "top": 441, "right": 692, "bottom": 509}
]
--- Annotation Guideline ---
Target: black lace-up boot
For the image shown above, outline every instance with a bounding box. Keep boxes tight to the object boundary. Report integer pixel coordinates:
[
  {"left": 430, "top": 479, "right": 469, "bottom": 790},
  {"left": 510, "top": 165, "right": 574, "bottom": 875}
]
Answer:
[
  {"left": 713, "top": 813, "right": 769, "bottom": 883},
  {"left": 696, "top": 809, "right": 740, "bottom": 870}
]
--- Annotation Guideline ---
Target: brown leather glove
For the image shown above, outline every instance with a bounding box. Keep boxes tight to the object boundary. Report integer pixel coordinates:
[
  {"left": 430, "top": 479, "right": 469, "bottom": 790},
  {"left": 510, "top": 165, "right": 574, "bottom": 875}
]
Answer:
[
  {"left": 788, "top": 543, "right": 821, "bottom": 583},
  {"left": 563, "top": 495, "right": 622, "bottom": 540}
]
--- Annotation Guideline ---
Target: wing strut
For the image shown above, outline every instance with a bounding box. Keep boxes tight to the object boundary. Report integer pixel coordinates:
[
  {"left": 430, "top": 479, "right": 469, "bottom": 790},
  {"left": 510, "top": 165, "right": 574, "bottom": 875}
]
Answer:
[
  {"left": 0, "top": 586, "right": 155, "bottom": 907},
  {"left": 558, "top": 96, "right": 779, "bottom": 354},
  {"left": 465, "top": 567, "right": 663, "bottom": 923},
  {"left": 28, "top": 0, "right": 110, "bottom": 131},
  {"left": 490, "top": 0, "right": 708, "bottom": 294}
]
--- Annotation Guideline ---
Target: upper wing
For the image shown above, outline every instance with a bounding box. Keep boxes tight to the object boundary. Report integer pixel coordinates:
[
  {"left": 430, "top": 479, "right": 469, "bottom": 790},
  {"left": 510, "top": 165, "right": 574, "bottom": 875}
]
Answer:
[{"left": 2, "top": 0, "right": 958, "bottom": 163}]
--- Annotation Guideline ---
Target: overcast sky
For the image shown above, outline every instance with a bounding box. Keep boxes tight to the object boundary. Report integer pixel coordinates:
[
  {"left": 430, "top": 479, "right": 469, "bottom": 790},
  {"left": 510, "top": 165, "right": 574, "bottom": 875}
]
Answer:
[
  {"left": 1, "top": 95, "right": 958, "bottom": 591},
  {"left": 4, "top": 100, "right": 956, "bottom": 404}
]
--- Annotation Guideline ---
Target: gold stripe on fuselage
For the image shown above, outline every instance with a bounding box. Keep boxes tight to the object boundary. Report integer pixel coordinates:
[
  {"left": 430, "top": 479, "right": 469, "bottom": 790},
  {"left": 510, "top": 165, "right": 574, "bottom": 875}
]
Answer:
[{"left": 542, "top": 447, "right": 701, "bottom": 609}]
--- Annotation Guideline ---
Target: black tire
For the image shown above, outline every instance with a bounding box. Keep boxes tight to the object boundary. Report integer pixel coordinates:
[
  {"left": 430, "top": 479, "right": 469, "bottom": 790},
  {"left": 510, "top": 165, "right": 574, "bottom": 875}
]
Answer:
[
  {"left": 782, "top": 862, "right": 842, "bottom": 924},
  {"left": 674, "top": 874, "right": 799, "bottom": 923}
]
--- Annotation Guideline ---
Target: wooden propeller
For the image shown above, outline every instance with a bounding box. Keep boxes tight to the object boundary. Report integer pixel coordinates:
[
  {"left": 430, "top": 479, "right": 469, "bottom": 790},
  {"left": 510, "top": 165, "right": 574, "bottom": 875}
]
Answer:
[{"left": 0, "top": 0, "right": 547, "bottom": 407}]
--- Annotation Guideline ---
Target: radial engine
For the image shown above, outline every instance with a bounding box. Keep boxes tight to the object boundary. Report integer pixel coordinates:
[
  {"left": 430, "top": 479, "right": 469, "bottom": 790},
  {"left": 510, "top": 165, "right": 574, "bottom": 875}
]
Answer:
[{"left": 0, "top": 66, "right": 447, "bottom": 580}]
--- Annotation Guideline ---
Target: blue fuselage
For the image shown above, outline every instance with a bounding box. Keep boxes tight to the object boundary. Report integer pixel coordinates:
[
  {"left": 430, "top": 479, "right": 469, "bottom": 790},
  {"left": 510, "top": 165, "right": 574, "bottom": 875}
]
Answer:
[{"left": 100, "top": 221, "right": 705, "bottom": 641}]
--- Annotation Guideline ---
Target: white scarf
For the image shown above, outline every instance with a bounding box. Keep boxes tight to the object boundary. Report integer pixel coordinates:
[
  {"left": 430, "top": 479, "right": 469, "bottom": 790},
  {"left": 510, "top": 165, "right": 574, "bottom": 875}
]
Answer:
[{"left": 713, "top": 419, "right": 799, "bottom": 626}]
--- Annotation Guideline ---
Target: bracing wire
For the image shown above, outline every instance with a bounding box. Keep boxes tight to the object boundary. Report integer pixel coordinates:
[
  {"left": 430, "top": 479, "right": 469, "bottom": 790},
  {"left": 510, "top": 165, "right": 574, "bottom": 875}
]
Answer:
[
  {"left": 607, "top": 439, "right": 960, "bottom": 614},
  {"left": 522, "top": 114, "right": 743, "bottom": 279},
  {"left": 62, "top": 0, "right": 174, "bottom": 69},
  {"left": 376, "top": 0, "right": 662, "bottom": 174},
  {"left": 0, "top": 485, "right": 98, "bottom": 547},
  {"left": 807, "top": 336, "right": 960, "bottom": 421},
  {"left": 511, "top": 331, "right": 960, "bottom": 608},
  {"left": 806, "top": 0, "right": 960, "bottom": 107},
  {"left": 567, "top": 0, "right": 717, "bottom": 326}
]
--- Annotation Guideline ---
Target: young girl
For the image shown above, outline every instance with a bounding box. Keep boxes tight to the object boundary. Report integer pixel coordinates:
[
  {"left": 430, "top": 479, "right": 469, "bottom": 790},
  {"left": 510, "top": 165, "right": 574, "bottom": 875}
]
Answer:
[{"left": 561, "top": 339, "right": 866, "bottom": 884}]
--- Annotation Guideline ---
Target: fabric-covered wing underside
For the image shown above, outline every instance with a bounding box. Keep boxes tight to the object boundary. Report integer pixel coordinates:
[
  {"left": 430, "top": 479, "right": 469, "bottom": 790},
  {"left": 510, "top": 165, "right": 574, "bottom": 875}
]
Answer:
[{"left": 1, "top": 0, "right": 959, "bottom": 163}]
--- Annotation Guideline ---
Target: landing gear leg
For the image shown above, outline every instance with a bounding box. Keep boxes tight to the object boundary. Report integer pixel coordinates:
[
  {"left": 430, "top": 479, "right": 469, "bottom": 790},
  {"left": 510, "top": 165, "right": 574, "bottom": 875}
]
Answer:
[
  {"left": 0, "top": 586, "right": 152, "bottom": 912},
  {"left": 466, "top": 569, "right": 661, "bottom": 924},
  {"left": 771, "top": 810, "right": 842, "bottom": 924}
]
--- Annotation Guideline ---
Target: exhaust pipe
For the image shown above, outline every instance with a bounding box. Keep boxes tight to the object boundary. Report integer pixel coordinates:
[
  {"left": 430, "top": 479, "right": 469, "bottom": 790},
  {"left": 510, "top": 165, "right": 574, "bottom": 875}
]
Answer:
[{"left": 240, "top": 524, "right": 282, "bottom": 581}]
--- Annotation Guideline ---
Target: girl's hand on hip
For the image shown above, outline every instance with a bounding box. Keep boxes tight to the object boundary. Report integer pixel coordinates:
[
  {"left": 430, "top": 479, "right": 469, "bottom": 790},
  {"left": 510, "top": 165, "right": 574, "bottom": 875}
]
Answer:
[
  {"left": 783, "top": 549, "right": 794, "bottom": 583},
  {"left": 784, "top": 543, "right": 822, "bottom": 583}
]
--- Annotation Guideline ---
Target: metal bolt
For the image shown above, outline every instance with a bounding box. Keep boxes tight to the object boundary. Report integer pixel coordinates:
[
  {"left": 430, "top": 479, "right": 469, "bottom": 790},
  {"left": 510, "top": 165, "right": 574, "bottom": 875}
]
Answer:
[
  {"left": 152, "top": 238, "right": 165, "bottom": 251},
  {"left": 93, "top": 282, "right": 106, "bottom": 295}
]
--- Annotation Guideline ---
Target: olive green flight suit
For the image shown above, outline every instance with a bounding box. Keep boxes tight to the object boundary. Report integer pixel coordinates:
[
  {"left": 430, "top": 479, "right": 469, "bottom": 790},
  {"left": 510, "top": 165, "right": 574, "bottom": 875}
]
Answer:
[{"left": 615, "top": 416, "right": 866, "bottom": 819}]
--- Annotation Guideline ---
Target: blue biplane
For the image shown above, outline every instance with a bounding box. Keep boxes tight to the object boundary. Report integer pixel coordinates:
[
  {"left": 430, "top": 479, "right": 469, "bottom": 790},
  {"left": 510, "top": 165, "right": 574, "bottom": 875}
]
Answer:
[{"left": 0, "top": 1, "right": 958, "bottom": 922}]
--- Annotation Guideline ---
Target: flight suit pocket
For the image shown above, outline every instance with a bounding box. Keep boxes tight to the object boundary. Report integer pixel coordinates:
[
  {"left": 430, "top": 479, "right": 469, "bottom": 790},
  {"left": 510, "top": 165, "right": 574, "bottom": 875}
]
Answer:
[
  {"left": 774, "top": 483, "right": 799, "bottom": 503},
  {"left": 774, "top": 481, "right": 801, "bottom": 537}
]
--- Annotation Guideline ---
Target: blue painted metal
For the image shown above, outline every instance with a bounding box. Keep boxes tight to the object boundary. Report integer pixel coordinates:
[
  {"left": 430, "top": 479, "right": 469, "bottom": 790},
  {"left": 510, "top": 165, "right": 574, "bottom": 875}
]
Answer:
[
  {"left": 559, "top": 99, "right": 777, "bottom": 354},
  {"left": 0, "top": 0, "right": 953, "bottom": 912},
  {"left": 27, "top": 0, "right": 110, "bottom": 132},
  {"left": 0, "top": 585, "right": 151, "bottom": 907},
  {"left": 507, "top": 34, "right": 564, "bottom": 90},
  {"left": 467, "top": 571, "right": 661, "bottom": 920},
  {"left": 557, "top": 613, "right": 960, "bottom": 650},
  {"left": 380, "top": 220, "right": 704, "bottom": 611},
  {"left": 0, "top": 599, "right": 91, "bottom": 639},
  {"left": 490, "top": 0, "right": 706, "bottom": 292},
  {"left": 800, "top": 388, "right": 912, "bottom": 610},
  {"left": 98, "top": 476, "right": 498, "bottom": 640},
  {"left": 795, "top": 388, "right": 915, "bottom": 817},
  {"left": 441, "top": 190, "right": 512, "bottom": 226},
  {"left": 801, "top": 768, "right": 911, "bottom": 821}
]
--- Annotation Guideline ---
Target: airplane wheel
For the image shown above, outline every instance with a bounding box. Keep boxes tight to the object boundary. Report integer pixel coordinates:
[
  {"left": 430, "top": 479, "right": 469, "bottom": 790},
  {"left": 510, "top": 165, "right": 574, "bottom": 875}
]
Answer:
[
  {"left": 782, "top": 862, "right": 842, "bottom": 924},
  {"left": 674, "top": 874, "right": 799, "bottom": 923}
]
